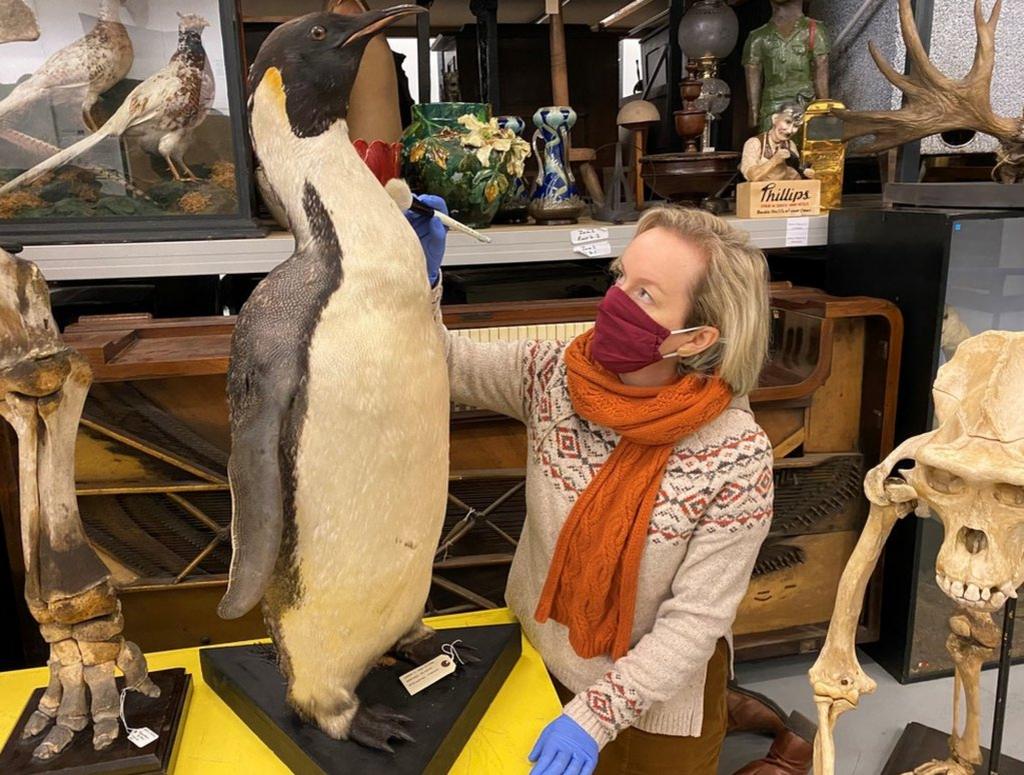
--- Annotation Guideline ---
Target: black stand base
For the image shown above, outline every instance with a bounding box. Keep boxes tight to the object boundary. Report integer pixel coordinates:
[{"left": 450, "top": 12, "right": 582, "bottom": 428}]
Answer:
[
  {"left": 0, "top": 668, "right": 192, "bottom": 775},
  {"left": 882, "top": 723, "right": 1024, "bottom": 775},
  {"left": 200, "top": 623, "right": 521, "bottom": 775}
]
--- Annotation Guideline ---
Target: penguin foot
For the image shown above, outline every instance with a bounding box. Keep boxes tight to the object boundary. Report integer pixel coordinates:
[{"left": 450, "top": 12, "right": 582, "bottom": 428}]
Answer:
[
  {"left": 393, "top": 632, "right": 481, "bottom": 667},
  {"left": 349, "top": 704, "right": 415, "bottom": 753}
]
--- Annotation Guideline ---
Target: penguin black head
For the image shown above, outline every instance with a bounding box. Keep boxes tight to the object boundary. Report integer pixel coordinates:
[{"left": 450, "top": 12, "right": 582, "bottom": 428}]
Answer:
[{"left": 249, "top": 5, "right": 425, "bottom": 139}]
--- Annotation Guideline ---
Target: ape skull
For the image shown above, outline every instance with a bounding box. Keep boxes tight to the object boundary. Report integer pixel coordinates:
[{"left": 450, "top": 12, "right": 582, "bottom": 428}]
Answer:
[{"left": 891, "top": 331, "right": 1024, "bottom": 612}]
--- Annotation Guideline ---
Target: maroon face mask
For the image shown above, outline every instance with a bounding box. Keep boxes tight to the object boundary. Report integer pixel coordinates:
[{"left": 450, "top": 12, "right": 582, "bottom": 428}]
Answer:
[{"left": 590, "top": 285, "right": 702, "bottom": 374}]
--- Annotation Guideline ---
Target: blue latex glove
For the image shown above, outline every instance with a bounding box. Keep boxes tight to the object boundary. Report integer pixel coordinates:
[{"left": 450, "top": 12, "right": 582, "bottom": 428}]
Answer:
[
  {"left": 403, "top": 193, "right": 448, "bottom": 287},
  {"left": 528, "top": 715, "right": 599, "bottom": 775}
]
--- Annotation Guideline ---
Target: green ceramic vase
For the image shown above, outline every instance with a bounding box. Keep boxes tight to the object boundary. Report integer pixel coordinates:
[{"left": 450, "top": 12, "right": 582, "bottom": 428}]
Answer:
[{"left": 401, "top": 102, "right": 516, "bottom": 229}]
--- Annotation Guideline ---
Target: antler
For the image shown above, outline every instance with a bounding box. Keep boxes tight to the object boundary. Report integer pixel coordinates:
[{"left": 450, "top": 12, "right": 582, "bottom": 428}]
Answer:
[{"left": 839, "top": 0, "right": 1023, "bottom": 154}]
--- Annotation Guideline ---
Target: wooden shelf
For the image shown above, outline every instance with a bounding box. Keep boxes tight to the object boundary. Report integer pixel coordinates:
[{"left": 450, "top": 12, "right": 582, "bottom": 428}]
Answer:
[{"left": 19, "top": 214, "right": 829, "bottom": 281}]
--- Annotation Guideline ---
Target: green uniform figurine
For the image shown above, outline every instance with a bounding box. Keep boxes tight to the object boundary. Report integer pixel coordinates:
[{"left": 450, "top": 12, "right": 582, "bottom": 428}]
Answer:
[{"left": 742, "top": 0, "right": 830, "bottom": 131}]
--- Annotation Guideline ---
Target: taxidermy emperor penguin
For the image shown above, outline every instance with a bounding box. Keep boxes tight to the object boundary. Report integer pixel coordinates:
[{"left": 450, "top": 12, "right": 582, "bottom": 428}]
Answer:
[{"left": 217, "top": 5, "right": 451, "bottom": 750}]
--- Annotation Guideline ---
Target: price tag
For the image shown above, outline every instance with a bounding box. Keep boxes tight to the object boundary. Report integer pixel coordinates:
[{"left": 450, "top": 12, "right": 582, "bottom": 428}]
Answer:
[
  {"left": 400, "top": 654, "right": 457, "bottom": 696},
  {"left": 571, "top": 227, "right": 610, "bottom": 245},
  {"left": 127, "top": 727, "right": 159, "bottom": 748},
  {"left": 573, "top": 242, "right": 612, "bottom": 258},
  {"left": 545, "top": 0, "right": 561, "bottom": 14},
  {"left": 785, "top": 217, "right": 810, "bottom": 247}
]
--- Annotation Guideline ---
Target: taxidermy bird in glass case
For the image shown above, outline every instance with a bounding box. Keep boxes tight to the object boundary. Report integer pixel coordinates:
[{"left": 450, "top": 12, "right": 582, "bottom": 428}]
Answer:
[
  {"left": 0, "top": 0, "right": 134, "bottom": 132},
  {"left": 0, "top": 11, "right": 213, "bottom": 194},
  {"left": 217, "top": 5, "right": 467, "bottom": 752}
]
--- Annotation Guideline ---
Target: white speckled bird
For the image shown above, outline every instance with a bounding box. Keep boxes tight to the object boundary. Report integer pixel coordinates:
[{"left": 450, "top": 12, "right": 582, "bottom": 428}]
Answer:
[
  {"left": 0, "top": 0, "right": 133, "bottom": 131},
  {"left": 0, "top": 12, "right": 212, "bottom": 195}
]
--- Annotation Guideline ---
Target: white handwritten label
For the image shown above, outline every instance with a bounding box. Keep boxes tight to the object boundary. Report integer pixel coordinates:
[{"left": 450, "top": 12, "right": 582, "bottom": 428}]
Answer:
[
  {"left": 127, "top": 727, "right": 159, "bottom": 748},
  {"left": 573, "top": 242, "right": 612, "bottom": 258},
  {"left": 400, "top": 654, "right": 457, "bottom": 696},
  {"left": 785, "top": 217, "right": 810, "bottom": 247},
  {"left": 570, "top": 227, "right": 610, "bottom": 245}
]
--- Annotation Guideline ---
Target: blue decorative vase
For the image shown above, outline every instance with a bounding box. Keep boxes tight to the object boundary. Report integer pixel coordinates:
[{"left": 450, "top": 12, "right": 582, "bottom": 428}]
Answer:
[
  {"left": 528, "top": 106, "right": 586, "bottom": 225},
  {"left": 493, "top": 115, "right": 529, "bottom": 224}
]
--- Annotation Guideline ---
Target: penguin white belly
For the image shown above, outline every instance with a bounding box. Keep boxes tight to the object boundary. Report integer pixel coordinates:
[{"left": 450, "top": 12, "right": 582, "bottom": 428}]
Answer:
[{"left": 280, "top": 271, "right": 449, "bottom": 706}]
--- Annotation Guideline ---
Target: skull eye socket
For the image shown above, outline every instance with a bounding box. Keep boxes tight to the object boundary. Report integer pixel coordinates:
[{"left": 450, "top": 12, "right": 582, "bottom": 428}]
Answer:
[
  {"left": 925, "top": 466, "right": 965, "bottom": 495},
  {"left": 994, "top": 483, "right": 1024, "bottom": 507},
  {"left": 310, "top": 25, "right": 327, "bottom": 41}
]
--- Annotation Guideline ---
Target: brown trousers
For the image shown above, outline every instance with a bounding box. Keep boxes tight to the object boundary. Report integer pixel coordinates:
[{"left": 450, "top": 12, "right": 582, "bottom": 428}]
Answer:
[{"left": 554, "top": 638, "right": 729, "bottom": 775}]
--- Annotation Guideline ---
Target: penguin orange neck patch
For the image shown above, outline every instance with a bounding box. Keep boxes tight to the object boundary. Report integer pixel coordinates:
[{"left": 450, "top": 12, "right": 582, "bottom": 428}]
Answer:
[{"left": 259, "top": 66, "right": 286, "bottom": 110}]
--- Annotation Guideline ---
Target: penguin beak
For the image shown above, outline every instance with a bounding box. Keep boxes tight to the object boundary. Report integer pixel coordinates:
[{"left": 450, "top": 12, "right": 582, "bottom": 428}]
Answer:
[{"left": 342, "top": 5, "right": 426, "bottom": 48}]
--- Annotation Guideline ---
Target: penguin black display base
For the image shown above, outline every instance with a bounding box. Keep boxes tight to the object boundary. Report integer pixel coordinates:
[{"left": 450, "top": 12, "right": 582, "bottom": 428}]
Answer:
[
  {"left": 200, "top": 623, "right": 521, "bottom": 775},
  {"left": 0, "top": 669, "right": 191, "bottom": 775}
]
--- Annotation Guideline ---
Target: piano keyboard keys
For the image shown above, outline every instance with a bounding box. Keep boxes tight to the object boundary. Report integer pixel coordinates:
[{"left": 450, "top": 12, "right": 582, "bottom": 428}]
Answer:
[{"left": 449, "top": 321, "right": 594, "bottom": 345}]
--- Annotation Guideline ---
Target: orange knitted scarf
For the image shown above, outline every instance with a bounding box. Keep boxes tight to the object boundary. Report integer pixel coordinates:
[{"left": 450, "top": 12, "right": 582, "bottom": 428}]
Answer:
[{"left": 534, "top": 328, "right": 733, "bottom": 659}]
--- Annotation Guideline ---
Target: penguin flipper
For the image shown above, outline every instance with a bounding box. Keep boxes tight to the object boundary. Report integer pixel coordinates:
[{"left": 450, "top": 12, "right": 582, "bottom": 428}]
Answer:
[
  {"left": 218, "top": 278, "right": 308, "bottom": 620},
  {"left": 218, "top": 384, "right": 289, "bottom": 619}
]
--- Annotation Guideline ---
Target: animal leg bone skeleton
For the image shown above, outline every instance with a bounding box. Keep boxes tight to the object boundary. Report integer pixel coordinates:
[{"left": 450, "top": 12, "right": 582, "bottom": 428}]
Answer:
[
  {"left": 810, "top": 330, "right": 1024, "bottom": 775},
  {"left": 0, "top": 247, "right": 159, "bottom": 759}
]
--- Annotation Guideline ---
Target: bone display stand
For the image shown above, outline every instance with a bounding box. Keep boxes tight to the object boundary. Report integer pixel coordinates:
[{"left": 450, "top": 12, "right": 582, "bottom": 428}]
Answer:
[
  {"left": 883, "top": 596, "right": 1022, "bottom": 775},
  {"left": 0, "top": 245, "right": 184, "bottom": 768},
  {"left": 0, "top": 669, "right": 192, "bottom": 775},
  {"left": 200, "top": 623, "right": 520, "bottom": 775}
]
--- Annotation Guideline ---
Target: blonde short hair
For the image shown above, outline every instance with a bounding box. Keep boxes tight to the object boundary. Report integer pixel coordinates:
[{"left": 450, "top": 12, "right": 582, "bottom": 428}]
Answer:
[{"left": 622, "top": 206, "right": 770, "bottom": 396}]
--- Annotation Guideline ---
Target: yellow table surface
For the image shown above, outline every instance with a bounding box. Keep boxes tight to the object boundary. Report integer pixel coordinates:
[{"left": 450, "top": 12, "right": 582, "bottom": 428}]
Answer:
[{"left": 0, "top": 608, "right": 560, "bottom": 774}]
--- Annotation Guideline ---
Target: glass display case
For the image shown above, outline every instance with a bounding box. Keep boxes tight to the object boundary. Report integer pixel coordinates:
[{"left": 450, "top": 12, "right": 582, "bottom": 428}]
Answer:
[
  {"left": 828, "top": 207, "right": 1024, "bottom": 682},
  {"left": 0, "top": 0, "right": 259, "bottom": 243}
]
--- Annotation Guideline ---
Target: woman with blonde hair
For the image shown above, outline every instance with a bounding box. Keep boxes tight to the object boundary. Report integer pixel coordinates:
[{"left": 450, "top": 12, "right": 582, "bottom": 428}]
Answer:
[{"left": 406, "top": 203, "right": 774, "bottom": 775}]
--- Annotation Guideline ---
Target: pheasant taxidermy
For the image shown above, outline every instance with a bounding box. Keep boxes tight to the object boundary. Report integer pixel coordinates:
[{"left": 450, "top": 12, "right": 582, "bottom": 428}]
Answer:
[
  {"left": 0, "top": 12, "right": 213, "bottom": 195},
  {"left": 0, "top": 0, "right": 133, "bottom": 132},
  {"left": 0, "top": 0, "right": 39, "bottom": 44},
  {"left": 840, "top": 0, "right": 1024, "bottom": 183}
]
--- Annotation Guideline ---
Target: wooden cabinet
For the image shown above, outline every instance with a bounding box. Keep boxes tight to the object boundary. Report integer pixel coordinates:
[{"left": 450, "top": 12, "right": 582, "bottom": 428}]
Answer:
[{"left": 0, "top": 284, "right": 901, "bottom": 662}]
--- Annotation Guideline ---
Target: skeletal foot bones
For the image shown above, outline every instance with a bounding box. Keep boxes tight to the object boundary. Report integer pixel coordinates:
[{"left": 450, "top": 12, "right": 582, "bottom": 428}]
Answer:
[
  {"left": 903, "top": 757, "right": 975, "bottom": 775},
  {"left": 22, "top": 585, "right": 159, "bottom": 760}
]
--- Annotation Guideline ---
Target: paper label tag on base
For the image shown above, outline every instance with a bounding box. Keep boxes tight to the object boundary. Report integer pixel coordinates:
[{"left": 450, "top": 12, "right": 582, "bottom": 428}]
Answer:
[
  {"left": 127, "top": 727, "right": 159, "bottom": 748},
  {"left": 400, "top": 654, "right": 457, "bottom": 696}
]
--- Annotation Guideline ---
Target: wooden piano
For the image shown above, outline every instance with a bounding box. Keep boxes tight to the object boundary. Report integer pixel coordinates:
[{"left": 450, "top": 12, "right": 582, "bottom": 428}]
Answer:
[{"left": 0, "top": 283, "right": 901, "bottom": 662}]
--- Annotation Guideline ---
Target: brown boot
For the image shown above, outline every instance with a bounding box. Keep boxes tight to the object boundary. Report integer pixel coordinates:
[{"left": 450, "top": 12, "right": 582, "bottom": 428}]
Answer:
[
  {"left": 726, "top": 685, "right": 788, "bottom": 736},
  {"left": 731, "top": 712, "right": 815, "bottom": 775}
]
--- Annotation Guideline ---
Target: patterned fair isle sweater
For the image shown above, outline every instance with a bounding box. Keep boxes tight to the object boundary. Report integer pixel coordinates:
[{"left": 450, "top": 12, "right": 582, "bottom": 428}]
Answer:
[{"left": 434, "top": 285, "right": 774, "bottom": 747}]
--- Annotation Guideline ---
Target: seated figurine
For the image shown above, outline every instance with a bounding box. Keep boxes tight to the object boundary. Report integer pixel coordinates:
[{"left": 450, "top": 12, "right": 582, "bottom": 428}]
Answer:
[{"left": 739, "top": 103, "right": 815, "bottom": 182}]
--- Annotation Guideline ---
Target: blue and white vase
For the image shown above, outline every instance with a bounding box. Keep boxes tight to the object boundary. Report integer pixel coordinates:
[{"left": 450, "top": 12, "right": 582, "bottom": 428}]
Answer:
[
  {"left": 528, "top": 106, "right": 586, "bottom": 225},
  {"left": 494, "top": 115, "right": 529, "bottom": 224}
]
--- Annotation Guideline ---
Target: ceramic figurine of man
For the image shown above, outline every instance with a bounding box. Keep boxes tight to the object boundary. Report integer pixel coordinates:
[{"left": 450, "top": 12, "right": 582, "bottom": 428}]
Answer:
[
  {"left": 742, "top": 0, "right": 830, "bottom": 131},
  {"left": 739, "top": 102, "right": 815, "bottom": 182}
]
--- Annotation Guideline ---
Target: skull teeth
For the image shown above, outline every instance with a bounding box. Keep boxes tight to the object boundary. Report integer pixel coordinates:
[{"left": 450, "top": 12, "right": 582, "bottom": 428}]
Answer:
[{"left": 936, "top": 574, "right": 1015, "bottom": 609}]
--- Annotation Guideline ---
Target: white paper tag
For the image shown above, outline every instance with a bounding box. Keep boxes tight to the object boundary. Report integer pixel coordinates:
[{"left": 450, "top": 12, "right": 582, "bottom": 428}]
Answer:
[
  {"left": 571, "top": 227, "right": 610, "bottom": 245},
  {"left": 545, "top": 0, "right": 560, "bottom": 14},
  {"left": 127, "top": 727, "right": 159, "bottom": 748},
  {"left": 573, "top": 242, "right": 612, "bottom": 258},
  {"left": 399, "top": 654, "right": 457, "bottom": 696},
  {"left": 785, "top": 217, "right": 810, "bottom": 247}
]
